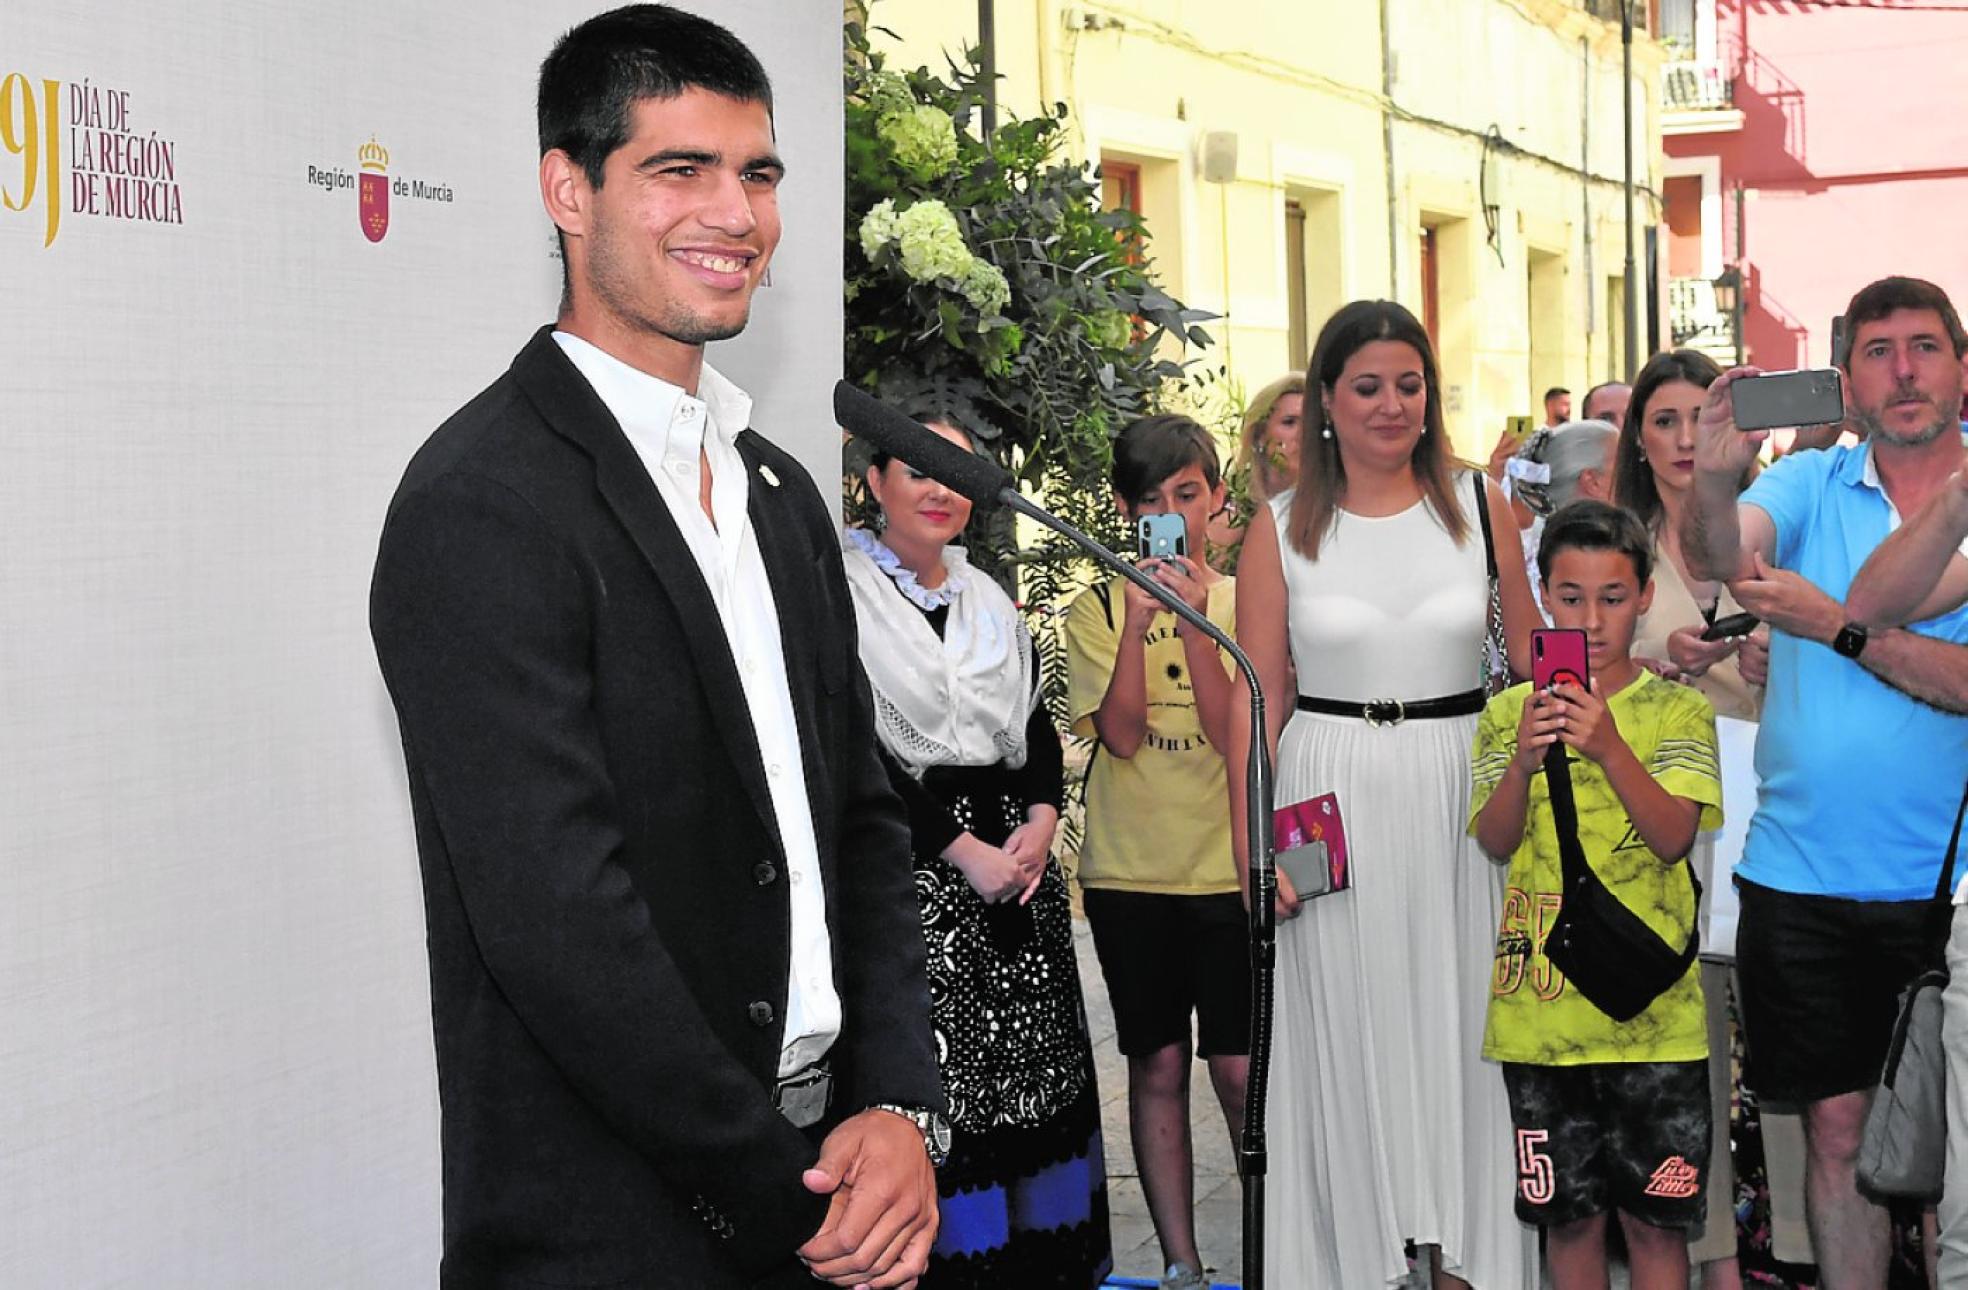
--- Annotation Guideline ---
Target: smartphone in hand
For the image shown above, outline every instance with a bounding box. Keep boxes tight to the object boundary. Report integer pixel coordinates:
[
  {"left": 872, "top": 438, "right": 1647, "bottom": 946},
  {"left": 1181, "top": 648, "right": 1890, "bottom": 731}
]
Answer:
[
  {"left": 1699, "top": 611, "right": 1760, "bottom": 642},
  {"left": 1137, "top": 513, "right": 1188, "bottom": 562},
  {"left": 1731, "top": 369, "right": 1844, "bottom": 431},
  {"left": 1532, "top": 627, "right": 1590, "bottom": 693}
]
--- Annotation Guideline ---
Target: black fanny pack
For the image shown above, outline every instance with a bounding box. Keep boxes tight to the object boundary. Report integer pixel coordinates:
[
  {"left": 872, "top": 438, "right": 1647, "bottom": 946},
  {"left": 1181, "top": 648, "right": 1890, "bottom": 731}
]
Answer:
[{"left": 1539, "top": 745, "right": 1701, "bottom": 1022}]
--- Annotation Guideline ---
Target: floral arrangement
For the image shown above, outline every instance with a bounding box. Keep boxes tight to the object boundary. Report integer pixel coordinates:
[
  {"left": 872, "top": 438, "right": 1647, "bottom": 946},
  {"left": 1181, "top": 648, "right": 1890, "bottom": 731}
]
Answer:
[{"left": 842, "top": 20, "right": 1213, "bottom": 580}]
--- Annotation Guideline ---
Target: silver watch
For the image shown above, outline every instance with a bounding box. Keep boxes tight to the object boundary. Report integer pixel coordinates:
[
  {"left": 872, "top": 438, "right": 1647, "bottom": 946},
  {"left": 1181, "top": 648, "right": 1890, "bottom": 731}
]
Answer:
[{"left": 871, "top": 1103, "right": 952, "bottom": 1167}]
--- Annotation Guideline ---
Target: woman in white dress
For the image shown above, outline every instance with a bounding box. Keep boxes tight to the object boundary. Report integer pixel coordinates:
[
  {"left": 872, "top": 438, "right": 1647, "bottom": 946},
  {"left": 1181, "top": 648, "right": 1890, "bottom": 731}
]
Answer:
[{"left": 1229, "top": 300, "right": 1541, "bottom": 1289}]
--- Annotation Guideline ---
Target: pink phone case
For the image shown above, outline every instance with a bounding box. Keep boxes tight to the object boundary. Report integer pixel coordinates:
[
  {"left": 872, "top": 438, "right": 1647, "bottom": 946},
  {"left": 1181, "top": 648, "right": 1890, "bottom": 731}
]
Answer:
[
  {"left": 1272, "top": 792, "right": 1350, "bottom": 897},
  {"left": 1532, "top": 627, "right": 1590, "bottom": 693}
]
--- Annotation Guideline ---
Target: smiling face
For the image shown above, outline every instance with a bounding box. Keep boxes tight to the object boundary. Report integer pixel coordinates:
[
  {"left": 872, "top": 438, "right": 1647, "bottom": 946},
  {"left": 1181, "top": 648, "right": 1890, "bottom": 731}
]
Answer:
[
  {"left": 1638, "top": 378, "right": 1707, "bottom": 498},
  {"left": 547, "top": 88, "right": 782, "bottom": 372},
  {"left": 1324, "top": 340, "right": 1428, "bottom": 474},
  {"left": 866, "top": 421, "right": 974, "bottom": 552},
  {"left": 1542, "top": 546, "right": 1654, "bottom": 684},
  {"left": 1847, "top": 307, "right": 1968, "bottom": 447}
]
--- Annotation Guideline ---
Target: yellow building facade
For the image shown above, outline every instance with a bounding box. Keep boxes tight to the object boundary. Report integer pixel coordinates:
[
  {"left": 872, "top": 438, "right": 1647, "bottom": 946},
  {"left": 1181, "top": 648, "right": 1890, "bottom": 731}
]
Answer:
[{"left": 867, "top": 0, "right": 1668, "bottom": 457}]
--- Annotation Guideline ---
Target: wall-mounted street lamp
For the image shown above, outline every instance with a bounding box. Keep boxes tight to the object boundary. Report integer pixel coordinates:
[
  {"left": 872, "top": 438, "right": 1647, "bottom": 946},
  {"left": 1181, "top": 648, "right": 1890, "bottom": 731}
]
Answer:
[
  {"left": 1712, "top": 265, "right": 1744, "bottom": 366},
  {"left": 1711, "top": 266, "right": 1740, "bottom": 315}
]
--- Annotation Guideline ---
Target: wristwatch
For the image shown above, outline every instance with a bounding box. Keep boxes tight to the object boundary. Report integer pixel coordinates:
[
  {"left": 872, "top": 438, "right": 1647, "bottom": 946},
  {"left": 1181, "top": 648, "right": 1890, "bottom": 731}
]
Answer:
[
  {"left": 1833, "top": 621, "right": 1870, "bottom": 659},
  {"left": 871, "top": 1103, "right": 952, "bottom": 1167}
]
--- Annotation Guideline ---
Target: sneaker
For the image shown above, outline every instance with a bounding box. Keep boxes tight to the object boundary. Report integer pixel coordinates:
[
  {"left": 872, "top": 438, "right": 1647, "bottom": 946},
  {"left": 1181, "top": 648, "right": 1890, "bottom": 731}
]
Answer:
[{"left": 1159, "top": 1263, "right": 1208, "bottom": 1290}]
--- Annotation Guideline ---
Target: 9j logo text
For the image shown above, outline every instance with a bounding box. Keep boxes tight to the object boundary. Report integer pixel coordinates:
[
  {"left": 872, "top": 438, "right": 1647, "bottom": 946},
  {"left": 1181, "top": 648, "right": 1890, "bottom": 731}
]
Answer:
[{"left": 2, "top": 73, "right": 61, "bottom": 247}]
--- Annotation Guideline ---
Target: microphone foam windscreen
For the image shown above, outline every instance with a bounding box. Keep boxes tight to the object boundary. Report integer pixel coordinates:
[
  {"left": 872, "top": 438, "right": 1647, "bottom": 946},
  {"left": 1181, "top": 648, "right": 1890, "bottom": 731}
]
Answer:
[{"left": 833, "top": 381, "right": 1012, "bottom": 507}]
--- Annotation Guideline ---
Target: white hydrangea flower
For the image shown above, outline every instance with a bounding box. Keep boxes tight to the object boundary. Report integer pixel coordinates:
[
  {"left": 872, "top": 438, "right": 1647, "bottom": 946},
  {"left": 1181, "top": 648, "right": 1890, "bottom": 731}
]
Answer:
[
  {"left": 894, "top": 200, "right": 974, "bottom": 284},
  {"left": 959, "top": 259, "right": 1011, "bottom": 315},
  {"left": 879, "top": 104, "right": 959, "bottom": 181},
  {"left": 858, "top": 198, "right": 901, "bottom": 261}
]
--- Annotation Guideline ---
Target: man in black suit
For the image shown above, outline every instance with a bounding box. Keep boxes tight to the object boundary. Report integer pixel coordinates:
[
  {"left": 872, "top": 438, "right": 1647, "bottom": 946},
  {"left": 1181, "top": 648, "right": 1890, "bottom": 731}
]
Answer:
[{"left": 369, "top": 7, "right": 945, "bottom": 1287}]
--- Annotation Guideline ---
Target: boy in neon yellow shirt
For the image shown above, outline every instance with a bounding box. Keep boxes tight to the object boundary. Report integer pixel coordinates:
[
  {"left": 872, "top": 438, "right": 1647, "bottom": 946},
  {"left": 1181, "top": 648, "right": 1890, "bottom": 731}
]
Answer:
[{"left": 1470, "top": 500, "right": 1723, "bottom": 1290}]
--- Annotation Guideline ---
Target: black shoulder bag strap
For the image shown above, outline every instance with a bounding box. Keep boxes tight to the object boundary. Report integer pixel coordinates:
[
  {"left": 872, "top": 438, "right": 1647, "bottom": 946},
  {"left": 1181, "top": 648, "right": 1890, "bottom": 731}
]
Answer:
[
  {"left": 1079, "top": 580, "right": 1118, "bottom": 789},
  {"left": 1923, "top": 780, "right": 1968, "bottom": 964},
  {"left": 1543, "top": 743, "right": 1702, "bottom": 965},
  {"left": 1473, "top": 470, "right": 1499, "bottom": 583},
  {"left": 1473, "top": 471, "right": 1508, "bottom": 694}
]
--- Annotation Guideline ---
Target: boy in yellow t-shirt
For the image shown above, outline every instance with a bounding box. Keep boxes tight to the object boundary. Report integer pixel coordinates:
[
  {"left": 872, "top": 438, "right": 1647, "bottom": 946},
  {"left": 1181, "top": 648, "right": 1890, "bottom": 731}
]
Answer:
[
  {"left": 1469, "top": 500, "right": 1723, "bottom": 1290},
  {"left": 1064, "top": 414, "right": 1243, "bottom": 1290}
]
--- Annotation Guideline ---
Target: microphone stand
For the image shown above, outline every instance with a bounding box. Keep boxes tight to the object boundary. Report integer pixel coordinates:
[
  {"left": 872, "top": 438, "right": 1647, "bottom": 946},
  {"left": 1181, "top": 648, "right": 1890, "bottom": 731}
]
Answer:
[{"left": 997, "top": 490, "right": 1276, "bottom": 1290}]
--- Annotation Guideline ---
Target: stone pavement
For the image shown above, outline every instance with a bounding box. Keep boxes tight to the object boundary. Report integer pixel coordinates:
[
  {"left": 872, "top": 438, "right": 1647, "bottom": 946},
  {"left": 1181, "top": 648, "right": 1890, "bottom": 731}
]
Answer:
[
  {"left": 1076, "top": 916, "right": 1600, "bottom": 1290},
  {"left": 1075, "top": 918, "right": 1245, "bottom": 1288}
]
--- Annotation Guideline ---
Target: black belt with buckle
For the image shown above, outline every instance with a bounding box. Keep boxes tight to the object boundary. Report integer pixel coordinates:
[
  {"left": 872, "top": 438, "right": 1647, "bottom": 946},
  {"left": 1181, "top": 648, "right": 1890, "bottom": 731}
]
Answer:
[
  {"left": 773, "top": 1061, "right": 833, "bottom": 1129},
  {"left": 1295, "top": 688, "right": 1486, "bottom": 727}
]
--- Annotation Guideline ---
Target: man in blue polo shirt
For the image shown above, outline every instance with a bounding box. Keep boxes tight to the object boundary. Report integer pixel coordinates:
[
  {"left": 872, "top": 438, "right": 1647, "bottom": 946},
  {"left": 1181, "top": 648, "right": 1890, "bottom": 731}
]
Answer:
[{"left": 1683, "top": 275, "right": 1968, "bottom": 1289}]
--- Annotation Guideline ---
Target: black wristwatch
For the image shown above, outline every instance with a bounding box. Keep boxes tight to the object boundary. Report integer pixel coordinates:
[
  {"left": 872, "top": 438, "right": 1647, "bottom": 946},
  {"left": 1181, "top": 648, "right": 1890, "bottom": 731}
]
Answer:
[
  {"left": 1833, "top": 621, "right": 1870, "bottom": 659},
  {"left": 871, "top": 1103, "right": 952, "bottom": 1167}
]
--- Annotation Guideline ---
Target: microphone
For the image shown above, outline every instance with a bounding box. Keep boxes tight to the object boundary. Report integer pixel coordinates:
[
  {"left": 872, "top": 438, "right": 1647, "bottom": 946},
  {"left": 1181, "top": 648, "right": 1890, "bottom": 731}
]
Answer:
[{"left": 833, "top": 381, "right": 1014, "bottom": 506}]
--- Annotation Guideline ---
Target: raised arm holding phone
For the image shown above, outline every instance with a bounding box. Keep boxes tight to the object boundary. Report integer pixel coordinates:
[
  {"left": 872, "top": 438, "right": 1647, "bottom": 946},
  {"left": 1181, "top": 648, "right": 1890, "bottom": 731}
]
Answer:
[{"left": 1677, "top": 276, "right": 1968, "bottom": 1290}]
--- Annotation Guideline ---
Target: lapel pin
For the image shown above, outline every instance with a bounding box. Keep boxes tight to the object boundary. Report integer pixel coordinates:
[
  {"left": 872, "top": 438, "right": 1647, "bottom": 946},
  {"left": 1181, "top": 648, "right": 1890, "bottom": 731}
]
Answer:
[{"left": 759, "top": 464, "right": 780, "bottom": 488}]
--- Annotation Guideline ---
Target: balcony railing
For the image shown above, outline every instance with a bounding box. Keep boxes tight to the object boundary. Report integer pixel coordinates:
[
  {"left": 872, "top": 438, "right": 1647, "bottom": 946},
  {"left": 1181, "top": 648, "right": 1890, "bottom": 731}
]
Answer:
[
  {"left": 1668, "top": 276, "right": 1738, "bottom": 363},
  {"left": 1662, "top": 57, "right": 1734, "bottom": 112}
]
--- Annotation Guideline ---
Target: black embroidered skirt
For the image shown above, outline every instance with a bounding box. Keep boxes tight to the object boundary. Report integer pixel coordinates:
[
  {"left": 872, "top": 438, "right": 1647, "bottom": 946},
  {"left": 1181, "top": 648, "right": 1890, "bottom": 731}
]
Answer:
[{"left": 912, "top": 764, "right": 1111, "bottom": 1288}]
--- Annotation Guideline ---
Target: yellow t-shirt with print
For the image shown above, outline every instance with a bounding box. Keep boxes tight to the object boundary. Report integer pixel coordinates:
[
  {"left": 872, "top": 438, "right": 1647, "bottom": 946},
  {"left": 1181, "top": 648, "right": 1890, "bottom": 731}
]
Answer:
[
  {"left": 1469, "top": 670, "right": 1723, "bottom": 1065},
  {"left": 1064, "top": 574, "right": 1238, "bottom": 895}
]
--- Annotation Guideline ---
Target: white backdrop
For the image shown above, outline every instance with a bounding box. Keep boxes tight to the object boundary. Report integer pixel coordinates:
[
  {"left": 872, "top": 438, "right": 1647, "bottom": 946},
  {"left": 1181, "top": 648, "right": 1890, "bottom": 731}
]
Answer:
[{"left": 0, "top": 4, "right": 843, "bottom": 1285}]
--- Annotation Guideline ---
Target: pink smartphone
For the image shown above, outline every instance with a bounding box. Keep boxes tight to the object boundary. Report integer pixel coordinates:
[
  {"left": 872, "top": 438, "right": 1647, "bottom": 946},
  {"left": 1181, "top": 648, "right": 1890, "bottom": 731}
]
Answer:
[{"left": 1531, "top": 627, "right": 1590, "bottom": 693}]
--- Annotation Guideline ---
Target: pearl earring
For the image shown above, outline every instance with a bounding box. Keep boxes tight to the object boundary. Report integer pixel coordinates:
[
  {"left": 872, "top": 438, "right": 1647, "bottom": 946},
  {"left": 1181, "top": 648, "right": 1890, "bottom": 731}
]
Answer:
[{"left": 1321, "top": 420, "right": 1334, "bottom": 440}]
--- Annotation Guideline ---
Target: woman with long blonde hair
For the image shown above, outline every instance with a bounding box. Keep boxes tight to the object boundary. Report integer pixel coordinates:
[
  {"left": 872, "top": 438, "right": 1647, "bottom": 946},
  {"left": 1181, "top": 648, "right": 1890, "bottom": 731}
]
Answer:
[{"left": 1233, "top": 373, "right": 1308, "bottom": 503}]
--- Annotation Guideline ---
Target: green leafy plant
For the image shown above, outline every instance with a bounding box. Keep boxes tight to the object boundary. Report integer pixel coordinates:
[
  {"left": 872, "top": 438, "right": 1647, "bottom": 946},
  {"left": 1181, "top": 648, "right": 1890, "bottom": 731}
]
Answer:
[
  {"left": 843, "top": 20, "right": 1215, "bottom": 544},
  {"left": 844, "top": 21, "right": 1215, "bottom": 852}
]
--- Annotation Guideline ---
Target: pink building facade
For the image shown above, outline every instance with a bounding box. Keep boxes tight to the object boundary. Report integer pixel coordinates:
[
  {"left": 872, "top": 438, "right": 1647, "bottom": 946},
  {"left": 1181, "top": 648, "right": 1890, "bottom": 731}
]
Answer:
[{"left": 1660, "top": 0, "right": 1968, "bottom": 372}]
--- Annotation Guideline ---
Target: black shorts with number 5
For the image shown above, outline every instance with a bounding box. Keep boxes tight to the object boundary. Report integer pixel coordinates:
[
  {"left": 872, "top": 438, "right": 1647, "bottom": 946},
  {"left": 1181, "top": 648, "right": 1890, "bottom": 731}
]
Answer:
[{"left": 1502, "top": 1060, "right": 1710, "bottom": 1228}]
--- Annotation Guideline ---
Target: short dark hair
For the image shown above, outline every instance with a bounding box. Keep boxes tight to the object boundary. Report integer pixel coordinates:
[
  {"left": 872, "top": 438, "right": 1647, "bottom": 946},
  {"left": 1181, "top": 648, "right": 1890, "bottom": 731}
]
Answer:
[
  {"left": 538, "top": 5, "right": 774, "bottom": 188},
  {"left": 1537, "top": 499, "right": 1654, "bottom": 586},
  {"left": 1843, "top": 276, "right": 1968, "bottom": 363},
  {"left": 1615, "top": 348, "right": 1723, "bottom": 533},
  {"left": 1544, "top": 386, "right": 1571, "bottom": 403},
  {"left": 1112, "top": 414, "right": 1220, "bottom": 504}
]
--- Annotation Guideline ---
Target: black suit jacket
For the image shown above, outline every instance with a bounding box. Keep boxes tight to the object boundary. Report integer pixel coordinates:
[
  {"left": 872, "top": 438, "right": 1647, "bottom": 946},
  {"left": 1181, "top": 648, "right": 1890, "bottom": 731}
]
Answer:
[{"left": 370, "top": 328, "right": 941, "bottom": 1289}]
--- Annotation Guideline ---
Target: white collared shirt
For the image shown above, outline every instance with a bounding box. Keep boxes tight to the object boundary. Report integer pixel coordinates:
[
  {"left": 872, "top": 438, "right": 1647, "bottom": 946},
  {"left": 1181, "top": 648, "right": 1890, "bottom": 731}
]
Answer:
[{"left": 552, "top": 331, "right": 839, "bottom": 1077}]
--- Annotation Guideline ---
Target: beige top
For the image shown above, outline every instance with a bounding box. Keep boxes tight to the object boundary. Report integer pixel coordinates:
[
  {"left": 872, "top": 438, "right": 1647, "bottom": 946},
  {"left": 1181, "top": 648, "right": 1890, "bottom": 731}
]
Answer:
[{"left": 1633, "top": 541, "right": 1762, "bottom": 721}]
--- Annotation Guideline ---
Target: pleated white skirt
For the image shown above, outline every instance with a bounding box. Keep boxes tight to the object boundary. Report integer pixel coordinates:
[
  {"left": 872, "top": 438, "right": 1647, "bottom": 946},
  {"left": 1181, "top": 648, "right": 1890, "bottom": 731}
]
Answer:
[{"left": 1263, "top": 709, "right": 1536, "bottom": 1289}]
